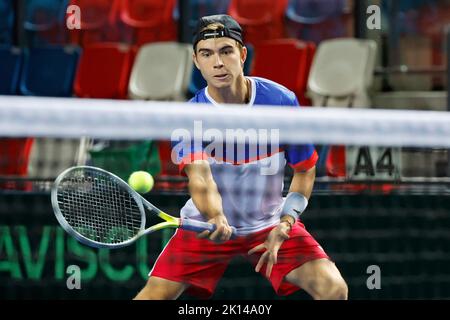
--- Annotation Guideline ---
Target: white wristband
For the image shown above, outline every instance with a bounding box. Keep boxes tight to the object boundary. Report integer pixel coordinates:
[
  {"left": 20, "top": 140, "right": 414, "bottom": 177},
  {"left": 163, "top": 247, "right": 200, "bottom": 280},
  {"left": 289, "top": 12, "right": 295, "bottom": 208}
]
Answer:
[{"left": 281, "top": 192, "right": 308, "bottom": 221}]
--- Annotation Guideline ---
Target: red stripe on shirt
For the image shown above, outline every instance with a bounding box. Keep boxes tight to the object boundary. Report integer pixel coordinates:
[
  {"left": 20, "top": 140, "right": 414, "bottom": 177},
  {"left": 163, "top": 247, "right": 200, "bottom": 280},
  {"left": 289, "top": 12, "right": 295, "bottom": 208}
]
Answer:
[
  {"left": 179, "top": 152, "right": 209, "bottom": 174},
  {"left": 289, "top": 150, "right": 318, "bottom": 172},
  {"left": 212, "top": 149, "right": 282, "bottom": 165}
]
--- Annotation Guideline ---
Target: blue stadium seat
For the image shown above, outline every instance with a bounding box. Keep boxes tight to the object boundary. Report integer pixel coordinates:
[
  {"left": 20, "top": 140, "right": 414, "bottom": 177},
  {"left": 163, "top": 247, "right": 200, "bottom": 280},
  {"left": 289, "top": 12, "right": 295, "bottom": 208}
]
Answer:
[
  {"left": 0, "top": 46, "right": 22, "bottom": 95},
  {"left": 186, "top": 0, "right": 230, "bottom": 33},
  {"left": 19, "top": 46, "right": 81, "bottom": 96},
  {"left": 243, "top": 43, "right": 254, "bottom": 75},
  {"left": 24, "top": 0, "right": 69, "bottom": 45},
  {"left": 188, "top": 43, "right": 254, "bottom": 97},
  {"left": 0, "top": 0, "right": 14, "bottom": 44},
  {"left": 188, "top": 67, "right": 206, "bottom": 98},
  {"left": 285, "top": 0, "right": 348, "bottom": 44}
]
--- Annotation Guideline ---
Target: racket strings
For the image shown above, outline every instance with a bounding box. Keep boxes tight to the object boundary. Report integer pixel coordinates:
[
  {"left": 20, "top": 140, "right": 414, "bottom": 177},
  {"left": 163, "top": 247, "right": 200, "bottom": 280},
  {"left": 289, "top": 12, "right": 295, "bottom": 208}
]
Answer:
[{"left": 57, "top": 169, "right": 142, "bottom": 244}]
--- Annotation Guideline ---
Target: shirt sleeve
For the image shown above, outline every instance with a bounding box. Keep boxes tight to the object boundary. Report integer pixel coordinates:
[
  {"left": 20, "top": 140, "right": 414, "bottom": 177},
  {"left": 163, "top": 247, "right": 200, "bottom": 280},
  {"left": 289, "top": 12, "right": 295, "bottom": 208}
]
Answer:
[
  {"left": 171, "top": 139, "right": 208, "bottom": 174},
  {"left": 169, "top": 95, "right": 209, "bottom": 174},
  {"left": 285, "top": 145, "right": 319, "bottom": 172},
  {"left": 283, "top": 93, "right": 319, "bottom": 172}
]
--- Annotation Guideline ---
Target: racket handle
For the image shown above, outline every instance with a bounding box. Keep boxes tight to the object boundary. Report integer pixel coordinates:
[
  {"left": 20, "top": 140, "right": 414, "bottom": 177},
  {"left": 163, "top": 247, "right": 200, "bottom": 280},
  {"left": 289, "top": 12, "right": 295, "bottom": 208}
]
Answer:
[{"left": 180, "top": 218, "right": 238, "bottom": 238}]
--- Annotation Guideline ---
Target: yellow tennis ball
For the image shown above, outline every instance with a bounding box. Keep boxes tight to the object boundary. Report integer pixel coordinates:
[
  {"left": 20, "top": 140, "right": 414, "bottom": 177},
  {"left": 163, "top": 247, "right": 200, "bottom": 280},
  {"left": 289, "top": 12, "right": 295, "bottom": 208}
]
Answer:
[{"left": 128, "top": 171, "right": 154, "bottom": 194}]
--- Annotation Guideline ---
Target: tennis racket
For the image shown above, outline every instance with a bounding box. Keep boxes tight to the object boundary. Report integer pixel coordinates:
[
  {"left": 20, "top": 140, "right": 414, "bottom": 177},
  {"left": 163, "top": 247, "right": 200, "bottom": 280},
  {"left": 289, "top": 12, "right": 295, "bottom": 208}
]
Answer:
[{"left": 51, "top": 166, "right": 237, "bottom": 249}]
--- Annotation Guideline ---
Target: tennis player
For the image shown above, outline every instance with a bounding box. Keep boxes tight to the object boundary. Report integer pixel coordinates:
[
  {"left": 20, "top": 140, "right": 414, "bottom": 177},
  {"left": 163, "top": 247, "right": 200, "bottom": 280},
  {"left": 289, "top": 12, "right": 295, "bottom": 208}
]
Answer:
[{"left": 135, "top": 14, "right": 348, "bottom": 300}]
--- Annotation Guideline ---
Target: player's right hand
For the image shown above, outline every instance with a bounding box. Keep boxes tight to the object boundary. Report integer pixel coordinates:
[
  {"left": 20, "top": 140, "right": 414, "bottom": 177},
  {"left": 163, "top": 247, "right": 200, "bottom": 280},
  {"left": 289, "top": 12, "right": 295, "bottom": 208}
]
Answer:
[{"left": 197, "top": 214, "right": 233, "bottom": 243}]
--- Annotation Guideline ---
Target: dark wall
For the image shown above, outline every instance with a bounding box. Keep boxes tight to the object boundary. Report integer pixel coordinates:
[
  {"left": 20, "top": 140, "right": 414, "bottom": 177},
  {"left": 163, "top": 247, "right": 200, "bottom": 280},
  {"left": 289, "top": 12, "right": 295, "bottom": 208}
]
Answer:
[{"left": 1, "top": 192, "right": 449, "bottom": 299}]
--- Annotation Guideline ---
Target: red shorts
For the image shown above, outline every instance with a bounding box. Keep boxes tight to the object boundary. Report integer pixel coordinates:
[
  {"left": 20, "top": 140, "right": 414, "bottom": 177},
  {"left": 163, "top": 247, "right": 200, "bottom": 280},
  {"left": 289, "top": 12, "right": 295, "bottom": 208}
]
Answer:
[{"left": 149, "top": 220, "right": 329, "bottom": 299}]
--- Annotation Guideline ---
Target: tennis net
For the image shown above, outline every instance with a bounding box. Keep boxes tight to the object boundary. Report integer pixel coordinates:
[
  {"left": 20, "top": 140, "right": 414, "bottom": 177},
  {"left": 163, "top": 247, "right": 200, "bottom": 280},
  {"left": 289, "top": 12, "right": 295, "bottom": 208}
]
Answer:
[{"left": 0, "top": 95, "right": 449, "bottom": 299}]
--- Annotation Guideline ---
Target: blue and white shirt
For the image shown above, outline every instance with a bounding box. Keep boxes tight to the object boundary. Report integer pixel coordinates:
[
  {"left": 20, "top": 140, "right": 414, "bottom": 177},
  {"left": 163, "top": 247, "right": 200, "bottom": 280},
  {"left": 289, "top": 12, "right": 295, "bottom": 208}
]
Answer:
[{"left": 174, "top": 77, "right": 318, "bottom": 235}]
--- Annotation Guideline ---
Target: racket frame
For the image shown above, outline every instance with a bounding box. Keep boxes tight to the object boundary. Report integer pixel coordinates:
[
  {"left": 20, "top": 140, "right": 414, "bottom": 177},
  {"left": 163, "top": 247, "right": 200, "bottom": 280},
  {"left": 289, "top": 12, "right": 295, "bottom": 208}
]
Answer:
[
  {"left": 51, "top": 166, "right": 179, "bottom": 249},
  {"left": 52, "top": 166, "right": 235, "bottom": 249}
]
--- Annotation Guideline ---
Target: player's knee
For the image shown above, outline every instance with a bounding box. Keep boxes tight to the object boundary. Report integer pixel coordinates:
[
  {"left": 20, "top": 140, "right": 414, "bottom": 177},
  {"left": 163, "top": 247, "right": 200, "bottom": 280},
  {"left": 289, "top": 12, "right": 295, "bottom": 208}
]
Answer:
[
  {"left": 134, "top": 285, "right": 177, "bottom": 300},
  {"left": 328, "top": 278, "right": 348, "bottom": 300},
  {"left": 134, "top": 277, "right": 185, "bottom": 300},
  {"left": 134, "top": 287, "right": 170, "bottom": 300},
  {"left": 310, "top": 276, "right": 348, "bottom": 300}
]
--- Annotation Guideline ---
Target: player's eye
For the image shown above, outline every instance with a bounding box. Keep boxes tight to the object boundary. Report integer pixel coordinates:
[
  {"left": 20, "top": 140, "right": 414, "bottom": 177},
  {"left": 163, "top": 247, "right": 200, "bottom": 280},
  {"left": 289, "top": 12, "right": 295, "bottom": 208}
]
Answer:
[{"left": 201, "top": 51, "right": 211, "bottom": 57}]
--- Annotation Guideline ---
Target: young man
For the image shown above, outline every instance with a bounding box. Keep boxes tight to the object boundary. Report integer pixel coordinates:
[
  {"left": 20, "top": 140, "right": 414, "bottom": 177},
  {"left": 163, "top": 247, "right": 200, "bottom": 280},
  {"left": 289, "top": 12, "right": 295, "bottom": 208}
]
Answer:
[{"left": 135, "top": 14, "right": 348, "bottom": 300}]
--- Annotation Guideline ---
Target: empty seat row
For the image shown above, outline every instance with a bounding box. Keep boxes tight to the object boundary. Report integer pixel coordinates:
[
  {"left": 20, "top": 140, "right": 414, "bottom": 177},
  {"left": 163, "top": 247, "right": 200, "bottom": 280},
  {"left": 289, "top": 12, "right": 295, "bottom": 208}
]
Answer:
[
  {"left": 0, "top": 38, "right": 377, "bottom": 190},
  {"left": 0, "top": 42, "right": 195, "bottom": 188},
  {"left": 0, "top": 42, "right": 193, "bottom": 100},
  {"left": 1, "top": 0, "right": 350, "bottom": 47}
]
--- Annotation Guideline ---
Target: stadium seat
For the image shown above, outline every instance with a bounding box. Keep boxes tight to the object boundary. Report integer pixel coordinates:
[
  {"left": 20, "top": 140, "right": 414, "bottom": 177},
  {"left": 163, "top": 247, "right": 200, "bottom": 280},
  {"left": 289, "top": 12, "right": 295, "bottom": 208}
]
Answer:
[
  {"left": 285, "top": 0, "right": 349, "bottom": 44},
  {"left": 129, "top": 42, "right": 193, "bottom": 190},
  {"left": 24, "top": 0, "right": 69, "bottom": 46},
  {"left": 307, "top": 38, "right": 377, "bottom": 178},
  {"left": 228, "top": 0, "right": 288, "bottom": 46},
  {"left": 0, "top": 0, "right": 14, "bottom": 44},
  {"left": 308, "top": 38, "right": 377, "bottom": 108},
  {"left": 22, "top": 43, "right": 91, "bottom": 180},
  {"left": 27, "top": 138, "right": 89, "bottom": 179},
  {"left": 129, "top": 42, "right": 193, "bottom": 101},
  {"left": 251, "top": 39, "right": 315, "bottom": 106},
  {"left": 152, "top": 140, "right": 184, "bottom": 189},
  {"left": 186, "top": 0, "right": 230, "bottom": 35},
  {"left": 68, "top": 0, "right": 120, "bottom": 46},
  {"left": 381, "top": 0, "right": 444, "bottom": 91},
  {"left": 89, "top": 140, "right": 161, "bottom": 181},
  {"left": 116, "top": 0, "right": 178, "bottom": 45},
  {"left": 72, "top": 43, "right": 161, "bottom": 182},
  {"left": 189, "top": 43, "right": 254, "bottom": 97},
  {"left": 0, "top": 138, "right": 34, "bottom": 190},
  {"left": 0, "top": 46, "right": 22, "bottom": 95},
  {"left": 188, "top": 67, "right": 207, "bottom": 98},
  {"left": 74, "top": 43, "right": 135, "bottom": 99},
  {"left": 20, "top": 46, "right": 80, "bottom": 97}
]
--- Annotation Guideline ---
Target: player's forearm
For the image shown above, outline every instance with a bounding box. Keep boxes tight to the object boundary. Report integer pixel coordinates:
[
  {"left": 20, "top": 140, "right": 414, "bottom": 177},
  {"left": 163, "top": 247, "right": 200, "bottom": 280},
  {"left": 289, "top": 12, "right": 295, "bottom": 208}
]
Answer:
[
  {"left": 185, "top": 161, "right": 225, "bottom": 219},
  {"left": 188, "top": 175, "right": 224, "bottom": 219},
  {"left": 288, "top": 166, "right": 316, "bottom": 199},
  {"left": 280, "top": 166, "right": 316, "bottom": 227}
]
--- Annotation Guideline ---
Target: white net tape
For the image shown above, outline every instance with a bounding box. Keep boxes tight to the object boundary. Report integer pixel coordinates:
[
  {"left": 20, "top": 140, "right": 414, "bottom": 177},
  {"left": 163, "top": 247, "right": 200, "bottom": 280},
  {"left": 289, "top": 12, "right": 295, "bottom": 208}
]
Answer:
[{"left": 1, "top": 95, "right": 450, "bottom": 147}]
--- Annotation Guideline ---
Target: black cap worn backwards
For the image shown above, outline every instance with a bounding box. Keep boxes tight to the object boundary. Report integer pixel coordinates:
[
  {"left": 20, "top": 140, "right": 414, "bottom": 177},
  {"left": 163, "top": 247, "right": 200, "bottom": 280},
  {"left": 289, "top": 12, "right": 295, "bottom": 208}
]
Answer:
[{"left": 192, "top": 14, "right": 244, "bottom": 50}]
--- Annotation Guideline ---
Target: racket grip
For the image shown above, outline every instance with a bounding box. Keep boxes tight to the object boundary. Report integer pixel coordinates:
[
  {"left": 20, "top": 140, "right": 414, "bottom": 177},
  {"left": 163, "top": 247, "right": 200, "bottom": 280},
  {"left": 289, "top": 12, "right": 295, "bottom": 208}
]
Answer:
[{"left": 180, "top": 218, "right": 238, "bottom": 238}]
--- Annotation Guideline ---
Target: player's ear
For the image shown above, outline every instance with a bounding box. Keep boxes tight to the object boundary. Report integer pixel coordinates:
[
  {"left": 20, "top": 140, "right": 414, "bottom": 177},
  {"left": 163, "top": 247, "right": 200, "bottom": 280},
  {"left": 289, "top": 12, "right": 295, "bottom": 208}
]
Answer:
[
  {"left": 240, "top": 45, "right": 247, "bottom": 68},
  {"left": 192, "top": 52, "right": 200, "bottom": 70}
]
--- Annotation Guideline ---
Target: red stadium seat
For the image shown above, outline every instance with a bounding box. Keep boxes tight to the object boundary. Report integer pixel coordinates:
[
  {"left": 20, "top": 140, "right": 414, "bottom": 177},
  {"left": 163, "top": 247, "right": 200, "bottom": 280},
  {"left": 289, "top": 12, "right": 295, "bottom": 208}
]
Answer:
[
  {"left": 251, "top": 39, "right": 315, "bottom": 105},
  {"left": 228, "top": 0, "right": 288, "bottom": 46},
  {"left": 325, "top": 145, "right": 346, "bottom": 177},
  {"left": 73, "top": 43, "right": 135, "bottom": 99},
  {"left": 68, "top": 0, "right": 120, "bottom": 46},
  {"left": 116, "top": 0, "right": 178, "bottom": 46},
  {"left": 0, "top": 138, "right": 34, "bottom": 190},
  {"left": 155, "top": 141, "right": 186, "bottom": 191},
  {"left": 74, "top": 43, "right": 164, "bottom": 188}
]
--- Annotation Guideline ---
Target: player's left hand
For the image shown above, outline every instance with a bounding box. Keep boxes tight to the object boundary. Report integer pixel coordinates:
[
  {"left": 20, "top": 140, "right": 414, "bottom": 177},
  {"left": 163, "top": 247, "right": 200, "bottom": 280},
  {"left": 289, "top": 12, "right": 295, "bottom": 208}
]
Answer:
[{"left": 247, "top": 222, "right": 291, "bottom": 278}]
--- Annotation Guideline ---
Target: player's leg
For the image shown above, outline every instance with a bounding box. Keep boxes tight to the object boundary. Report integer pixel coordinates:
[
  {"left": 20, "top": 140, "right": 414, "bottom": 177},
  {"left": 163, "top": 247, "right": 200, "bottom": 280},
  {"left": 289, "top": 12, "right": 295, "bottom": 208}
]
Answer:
[
  {"left": 134, "top": 276, "right": 189, "bottom": 300},
  {"left": 285, "top": 258, "right": 348, "bottom": 300},
  {"left": 246, "top": 221, "right": 347, "bottom": 299},
  {"left": 136, "top": 228, "right": 235, "bottom": 300}
]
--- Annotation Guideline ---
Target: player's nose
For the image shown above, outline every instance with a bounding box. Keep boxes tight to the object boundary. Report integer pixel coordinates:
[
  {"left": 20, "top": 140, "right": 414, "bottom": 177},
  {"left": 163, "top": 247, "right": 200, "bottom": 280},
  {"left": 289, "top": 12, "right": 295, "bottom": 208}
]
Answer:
[{"left": 213, "top": 54, "right": 224, "bottom": 68}]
